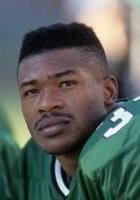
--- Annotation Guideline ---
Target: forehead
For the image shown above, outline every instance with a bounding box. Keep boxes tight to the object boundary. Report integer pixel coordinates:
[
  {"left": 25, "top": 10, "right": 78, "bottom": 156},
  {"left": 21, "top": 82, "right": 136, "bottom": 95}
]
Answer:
[{"left": 18, "top": 48, "right": 95, "bottom": 81}]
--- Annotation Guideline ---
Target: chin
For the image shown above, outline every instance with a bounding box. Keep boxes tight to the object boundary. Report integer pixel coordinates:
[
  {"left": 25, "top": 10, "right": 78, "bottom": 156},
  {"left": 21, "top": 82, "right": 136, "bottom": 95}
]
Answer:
[{"left": 41, "top": 143, "right": 75, "bottom": 155}]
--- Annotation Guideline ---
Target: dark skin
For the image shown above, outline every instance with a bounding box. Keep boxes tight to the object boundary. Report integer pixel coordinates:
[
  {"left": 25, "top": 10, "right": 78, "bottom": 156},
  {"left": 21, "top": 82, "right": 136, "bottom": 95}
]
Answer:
[{"left": 18, "top": 48, "right": 118, "bottom": 176}]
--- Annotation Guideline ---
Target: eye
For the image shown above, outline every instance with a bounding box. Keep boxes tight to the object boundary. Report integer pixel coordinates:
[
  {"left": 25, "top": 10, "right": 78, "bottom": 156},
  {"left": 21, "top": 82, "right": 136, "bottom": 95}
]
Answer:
[
  {"left": 59, "top": 80, "right": 77, "bottom": 88},
  {"left": 23, "top": 89, "right": 39, "bottom": 97}
]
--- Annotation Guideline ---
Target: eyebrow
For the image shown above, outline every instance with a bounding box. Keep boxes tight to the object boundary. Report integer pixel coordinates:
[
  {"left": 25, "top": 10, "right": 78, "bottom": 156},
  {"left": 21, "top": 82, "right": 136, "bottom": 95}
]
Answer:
[
  {"left": 20, "top": 80, "right": 37, "bottom": 89},
  {"left": 48, "top": 69, "right": 77, "bottom": 79},
  {"left": 20, "top": 69, "right": 77, "bottom": 89}
]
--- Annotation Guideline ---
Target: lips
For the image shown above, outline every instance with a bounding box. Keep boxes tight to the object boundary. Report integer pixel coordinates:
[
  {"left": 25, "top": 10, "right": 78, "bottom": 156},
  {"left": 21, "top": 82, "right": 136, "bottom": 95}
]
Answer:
[{"left": 35, "top": 117, "right": 71, "bottom": 137}]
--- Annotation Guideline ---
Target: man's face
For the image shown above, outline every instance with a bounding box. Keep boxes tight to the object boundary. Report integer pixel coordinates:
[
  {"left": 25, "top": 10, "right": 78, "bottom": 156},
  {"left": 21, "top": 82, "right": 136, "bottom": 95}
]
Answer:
[{"left": 18, "top": 48, "right": 116, "bottom": 155}]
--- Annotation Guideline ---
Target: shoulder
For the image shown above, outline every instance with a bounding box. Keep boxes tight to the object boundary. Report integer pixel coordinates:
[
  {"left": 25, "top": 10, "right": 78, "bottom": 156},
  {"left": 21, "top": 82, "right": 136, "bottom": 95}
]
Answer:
[
  {"left": 74, "top": 97, "right": 140, "bottom": 197},
  {"left": 79, "top": 96, "right": 140, "bottom": 174},
  {"left": 18, "top": 139, "right": 52, "bottom": 179},
  {"left": 22, "top": 138, "right": 52, "bottom": 165}
]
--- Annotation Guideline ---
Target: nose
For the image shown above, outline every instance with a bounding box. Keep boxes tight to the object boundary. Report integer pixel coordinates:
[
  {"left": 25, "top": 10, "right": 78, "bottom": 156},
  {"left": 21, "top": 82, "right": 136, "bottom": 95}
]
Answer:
[{"left": 37, "top": 88, "right": 64, "bottom": 114}]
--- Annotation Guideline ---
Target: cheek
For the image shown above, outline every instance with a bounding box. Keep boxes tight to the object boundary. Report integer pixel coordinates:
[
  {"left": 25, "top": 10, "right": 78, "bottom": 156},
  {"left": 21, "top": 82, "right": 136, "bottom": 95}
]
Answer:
[
  {"left": 73, "top": 91, "right": 105, "bottom": 121},
  {"left": 69, "top": 94, "right": 94, "bottom": 118}
]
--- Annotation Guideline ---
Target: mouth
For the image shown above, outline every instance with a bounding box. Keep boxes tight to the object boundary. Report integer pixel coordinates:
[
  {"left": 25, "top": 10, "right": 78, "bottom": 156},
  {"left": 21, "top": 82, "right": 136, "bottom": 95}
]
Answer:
[{"left": 36, "top": 118, "right": 70, "bottom": 137}]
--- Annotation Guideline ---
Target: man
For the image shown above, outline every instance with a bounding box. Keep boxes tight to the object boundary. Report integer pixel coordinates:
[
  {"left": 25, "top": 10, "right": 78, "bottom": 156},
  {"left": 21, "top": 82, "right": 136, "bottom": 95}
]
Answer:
[
  {"left": 16, "top": 22, "right": 140, "bottom": 199},
  {"left": 0, "top": 106, "right": 19, "bottom": 200}
]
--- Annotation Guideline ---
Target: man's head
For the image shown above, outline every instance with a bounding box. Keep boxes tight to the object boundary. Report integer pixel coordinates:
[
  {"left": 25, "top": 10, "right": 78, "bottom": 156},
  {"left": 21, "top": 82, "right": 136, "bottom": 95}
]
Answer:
[{"left": 17, "top": 22, "right": 118, "bottom": 155}]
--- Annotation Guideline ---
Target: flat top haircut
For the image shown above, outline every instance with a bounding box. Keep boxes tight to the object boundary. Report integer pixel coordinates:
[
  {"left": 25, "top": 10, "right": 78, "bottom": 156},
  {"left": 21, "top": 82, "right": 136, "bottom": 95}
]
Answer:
[{"left": 18, "top": 22, "right": 107, "bottom": 67}]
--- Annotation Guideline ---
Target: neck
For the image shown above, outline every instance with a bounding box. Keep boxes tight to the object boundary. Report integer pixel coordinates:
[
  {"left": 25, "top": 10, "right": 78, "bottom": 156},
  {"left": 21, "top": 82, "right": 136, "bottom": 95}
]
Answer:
[{"left": 56, "top": 150, "right": 80, "bottom": 177}]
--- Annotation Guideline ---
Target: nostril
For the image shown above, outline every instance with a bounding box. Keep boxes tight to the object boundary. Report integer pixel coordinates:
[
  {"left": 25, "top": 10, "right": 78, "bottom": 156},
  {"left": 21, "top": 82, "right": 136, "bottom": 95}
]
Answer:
[{"left": 38, "top": 109, "right": 45, "bottom": 114}]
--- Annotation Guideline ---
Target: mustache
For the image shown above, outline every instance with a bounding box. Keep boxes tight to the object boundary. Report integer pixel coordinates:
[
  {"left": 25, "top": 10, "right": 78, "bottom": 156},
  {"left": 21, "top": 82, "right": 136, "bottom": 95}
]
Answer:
[{"left": 34, "top": 111, "right": 74, "bottom": 130}]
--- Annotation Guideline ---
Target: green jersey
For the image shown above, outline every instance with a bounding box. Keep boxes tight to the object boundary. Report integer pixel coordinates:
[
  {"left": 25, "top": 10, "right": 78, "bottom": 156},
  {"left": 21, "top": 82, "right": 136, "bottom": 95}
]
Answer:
[
  {"left": 68, "top": 96, "right": 140, "bottom": 199},
  {"left": 15, "top": 97, "right": 140, "bottom": 199}
]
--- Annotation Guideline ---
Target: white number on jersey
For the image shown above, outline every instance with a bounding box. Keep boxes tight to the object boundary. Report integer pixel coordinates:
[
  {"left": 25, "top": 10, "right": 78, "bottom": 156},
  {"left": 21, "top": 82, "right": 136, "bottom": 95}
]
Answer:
[{"left": 104, "top": 108, "right": 133, "bottom": 138}]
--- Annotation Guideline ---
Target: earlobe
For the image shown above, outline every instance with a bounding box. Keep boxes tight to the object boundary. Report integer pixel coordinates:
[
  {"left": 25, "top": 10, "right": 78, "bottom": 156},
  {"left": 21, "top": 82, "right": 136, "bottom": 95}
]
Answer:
[{"left": 104, "top": 75, "right": 118, "bottom": 105}]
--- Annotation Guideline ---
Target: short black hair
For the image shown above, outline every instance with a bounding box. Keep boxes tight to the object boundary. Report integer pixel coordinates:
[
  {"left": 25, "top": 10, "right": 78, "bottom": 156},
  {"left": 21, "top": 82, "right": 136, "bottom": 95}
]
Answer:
[{"left": 18, "top": 22, "right": 107, "bottom": 66}]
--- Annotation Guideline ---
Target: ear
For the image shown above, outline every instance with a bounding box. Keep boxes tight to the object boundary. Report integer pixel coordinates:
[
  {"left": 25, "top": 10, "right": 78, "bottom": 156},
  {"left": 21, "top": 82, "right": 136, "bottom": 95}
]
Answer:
[{"left": 103, "top": 75, "right": 118, "bottom": 106}]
